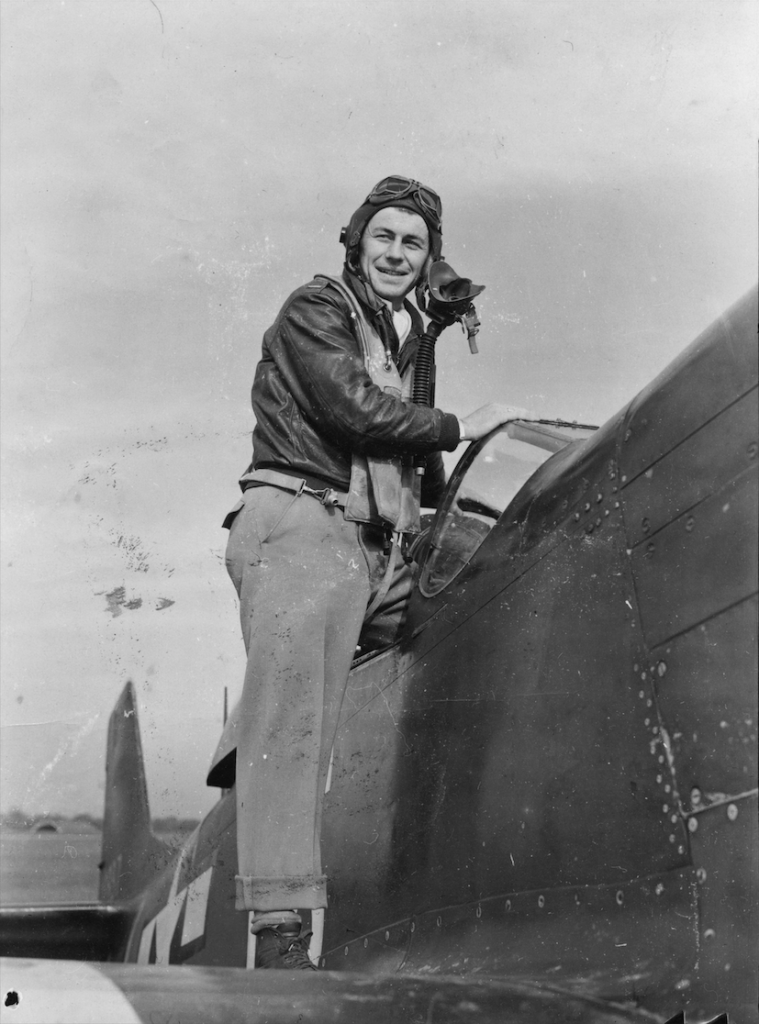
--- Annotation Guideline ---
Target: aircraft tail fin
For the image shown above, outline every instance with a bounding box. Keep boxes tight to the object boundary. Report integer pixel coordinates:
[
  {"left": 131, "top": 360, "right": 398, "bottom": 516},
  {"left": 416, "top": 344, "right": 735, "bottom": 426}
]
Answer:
[{"left": 98, "top": 682, "right": 172, "bottom": 903}]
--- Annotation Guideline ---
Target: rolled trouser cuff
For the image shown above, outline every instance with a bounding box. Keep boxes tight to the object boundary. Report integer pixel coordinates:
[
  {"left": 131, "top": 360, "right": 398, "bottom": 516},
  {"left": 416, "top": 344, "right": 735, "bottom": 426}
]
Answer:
[{"left": 235, "top": 874, "right": 328, "bottom": 911}]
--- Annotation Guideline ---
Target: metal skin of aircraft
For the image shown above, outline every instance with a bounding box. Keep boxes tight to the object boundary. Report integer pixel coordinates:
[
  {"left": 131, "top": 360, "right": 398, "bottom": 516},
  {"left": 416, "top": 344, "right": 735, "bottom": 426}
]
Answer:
[{"left": 0, "top": 289, "right": 756, "bottom": 1024}]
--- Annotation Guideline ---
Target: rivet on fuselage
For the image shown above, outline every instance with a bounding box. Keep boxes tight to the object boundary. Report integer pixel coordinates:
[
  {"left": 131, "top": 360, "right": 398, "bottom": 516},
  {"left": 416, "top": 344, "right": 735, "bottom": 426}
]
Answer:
[
  {"left": 642, "top": 517, "right": 650, "bottom": 533},
  {"left": 584, "top": 503, "right": 591, "bottom": 512},
  {"left": 344, "top": 946, "right": 349, "bottom": 956},
  {"left": 688, "top": 817, "right": 698, "bottom": 833},
  {"left": 538, "top": 895, "right": 545, "bottom": 908},
  {"left": 656, "top": 774, "right": 663, "bottom": 784},
  {"left": 385, "top": 930, "right": 390, "bottom": 941},
  {"left": 595, "top": 517, "right": 602, "bottom": 527},
  {"left": 685, "top": 517, "right": 695, "bottom": 532},
  {"left": 696, "top": 868, "right": 707, "bottom": 883},
  {"left": 655, "top": 883, "right": 664, "bottom": 895},
  {"left": 476, "top": 906, "right": 482, "bottom": 919},
  {"left": 669, "top": 834, "right": 676, "bottom": 843},
  {"left": 691, "top": 787, "right": 702, "bottom": 806},
  {"left": 663, "top": 804, "right": 669, "bottom": 813},
  {"left": 657, "top": 661, "right": 667, "bottom": 677},
  {"left": 671, "top": 814, "right": 678, "bottom": 824},
  {"left": 616, "top": 891, "right": 624, "bottom": 905},
  {"left": 573, "top": 512, "right": 580, "bottom": 521},
  {"left": 411, "top": 921, "right": 415, "bottom": 932},
  {"left": 364, "top": 937, "right": 368, "bottom": 947},
  {"left": 505, "top": 900, "right": 512, "bottom": 912},
  {"left": 703, "top": 928, "right": 715, "bottom": 939},
  {"left": 436, "top": 916, "right": 442, "bottom": 927},
  {"left": 604, "top": 509, "right": 610, "bottom": 517},
  {"left": 727, "top": 804, "right": 738, "bottom": 821},
  {"left": 596, "top": 493, "right": 603, "bottom": 503}
]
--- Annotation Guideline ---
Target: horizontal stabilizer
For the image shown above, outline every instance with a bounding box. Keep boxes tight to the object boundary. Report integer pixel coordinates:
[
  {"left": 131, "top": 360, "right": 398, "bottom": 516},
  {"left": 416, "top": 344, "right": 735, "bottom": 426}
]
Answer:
[{"left": 0, "top": 904, "right": 133, "bottom": 961}]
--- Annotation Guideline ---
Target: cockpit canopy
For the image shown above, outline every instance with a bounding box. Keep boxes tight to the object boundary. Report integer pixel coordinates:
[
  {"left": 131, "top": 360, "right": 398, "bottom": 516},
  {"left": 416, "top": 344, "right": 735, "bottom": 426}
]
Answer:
[{"left": 419, "top": 420, "right": 596, "bottom": 597}]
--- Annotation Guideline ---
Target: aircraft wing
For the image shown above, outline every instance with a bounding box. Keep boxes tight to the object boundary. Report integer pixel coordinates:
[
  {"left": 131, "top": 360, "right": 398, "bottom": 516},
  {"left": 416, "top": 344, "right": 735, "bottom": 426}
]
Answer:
[{"left": 0, "top": 957, "right": 663, "bottom": 1023}]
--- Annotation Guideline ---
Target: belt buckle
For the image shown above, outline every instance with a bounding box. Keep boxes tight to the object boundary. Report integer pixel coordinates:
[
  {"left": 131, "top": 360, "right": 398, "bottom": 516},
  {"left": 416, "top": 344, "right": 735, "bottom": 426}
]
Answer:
[
  {"left": 303, "top": 484, "right": 340, "bottom": 507},
  {"left": 319, "top": 488, "right": 341, "bottom": 507}
]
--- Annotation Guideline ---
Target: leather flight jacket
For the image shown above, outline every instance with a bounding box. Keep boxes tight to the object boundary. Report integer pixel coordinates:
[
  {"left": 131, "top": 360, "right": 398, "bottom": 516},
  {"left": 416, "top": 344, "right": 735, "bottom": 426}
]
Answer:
[
  {"left": 239, "top": 269, "right": 460, "bottom": 510},
  {"left": 318, "top": 273, "right": 422, "bottom": 533}
]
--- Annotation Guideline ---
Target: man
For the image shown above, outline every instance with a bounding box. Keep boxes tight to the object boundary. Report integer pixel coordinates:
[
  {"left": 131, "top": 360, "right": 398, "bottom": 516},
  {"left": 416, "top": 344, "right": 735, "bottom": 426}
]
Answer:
[{"left": 224, "top": 176, "right": 530, "bottom": 969}]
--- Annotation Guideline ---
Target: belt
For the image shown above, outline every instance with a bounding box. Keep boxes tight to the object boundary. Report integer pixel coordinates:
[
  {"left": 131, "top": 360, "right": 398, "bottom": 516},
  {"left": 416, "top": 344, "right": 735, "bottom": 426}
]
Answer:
[{"left": 243, "top": 468, "right": 350, "bottom": 509}]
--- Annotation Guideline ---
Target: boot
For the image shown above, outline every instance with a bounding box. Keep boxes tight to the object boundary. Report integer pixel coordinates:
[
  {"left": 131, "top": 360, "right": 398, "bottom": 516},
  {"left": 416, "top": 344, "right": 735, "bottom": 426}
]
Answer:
[{"left": 255, "top": 922, "right": 318, "bottom": 970}]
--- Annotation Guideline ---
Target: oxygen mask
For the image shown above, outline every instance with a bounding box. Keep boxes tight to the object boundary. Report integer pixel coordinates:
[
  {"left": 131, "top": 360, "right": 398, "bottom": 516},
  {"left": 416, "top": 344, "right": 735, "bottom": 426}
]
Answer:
[{"left": 419, "top": 260, "right": 485, "bottom": 353}]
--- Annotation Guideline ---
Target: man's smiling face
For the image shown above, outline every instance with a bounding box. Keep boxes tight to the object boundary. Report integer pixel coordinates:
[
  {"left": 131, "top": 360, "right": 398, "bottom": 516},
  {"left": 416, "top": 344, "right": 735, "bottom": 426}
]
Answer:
[{"left": 358, "top": 207, "right": 430, "bottom": 309}]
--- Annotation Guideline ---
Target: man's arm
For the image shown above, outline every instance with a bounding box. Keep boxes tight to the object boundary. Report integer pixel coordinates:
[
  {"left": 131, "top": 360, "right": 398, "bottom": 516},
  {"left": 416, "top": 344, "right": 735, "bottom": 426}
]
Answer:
[
  {"left": 458, "top": 404, "right": 536, "bottom": 441},
  {"left": 265, "top": 286, "right": 460, "bottom": 455}
]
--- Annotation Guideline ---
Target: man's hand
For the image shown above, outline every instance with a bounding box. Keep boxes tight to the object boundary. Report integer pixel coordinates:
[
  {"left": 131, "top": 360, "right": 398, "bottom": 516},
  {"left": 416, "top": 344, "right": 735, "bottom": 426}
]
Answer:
[{"left": 458, "top": 403, "right": 536, "bottom": 442}]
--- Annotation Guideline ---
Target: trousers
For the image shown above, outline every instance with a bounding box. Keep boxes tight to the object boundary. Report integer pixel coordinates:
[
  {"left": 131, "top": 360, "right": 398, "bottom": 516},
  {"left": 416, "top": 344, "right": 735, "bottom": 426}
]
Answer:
[{"left": 224, "top": 483, "right": 413, "bottom": 911}]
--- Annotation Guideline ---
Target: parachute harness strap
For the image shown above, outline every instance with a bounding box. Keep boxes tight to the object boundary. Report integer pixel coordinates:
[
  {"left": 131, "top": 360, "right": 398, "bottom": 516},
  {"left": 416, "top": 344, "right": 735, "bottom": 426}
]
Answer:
[{"left": 365, "top": 531, "right": 402, "bottom": 619}]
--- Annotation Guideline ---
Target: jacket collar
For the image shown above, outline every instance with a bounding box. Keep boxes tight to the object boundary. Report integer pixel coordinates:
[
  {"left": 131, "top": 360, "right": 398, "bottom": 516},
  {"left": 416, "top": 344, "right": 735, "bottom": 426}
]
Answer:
[
  {"left": 342, "top": 267, "right": 420, "bottom": 330},
  {"left": 342, "top": 267, "right": 384, "bottom": 317},
  {"left": 342, "top": 266, "right": 399, "bottom": 355}
]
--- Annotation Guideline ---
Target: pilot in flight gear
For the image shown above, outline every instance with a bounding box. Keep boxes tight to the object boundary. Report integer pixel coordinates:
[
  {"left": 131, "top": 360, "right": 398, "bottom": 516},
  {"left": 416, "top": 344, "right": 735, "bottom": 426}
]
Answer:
[{"left": 223, "top": 176, "right": 530, "bottom": 968}]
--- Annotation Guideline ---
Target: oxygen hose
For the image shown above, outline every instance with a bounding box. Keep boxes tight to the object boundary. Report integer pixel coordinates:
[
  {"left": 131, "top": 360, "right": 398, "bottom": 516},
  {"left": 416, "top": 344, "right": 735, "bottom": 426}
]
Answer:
[{"left": 412, "top": 322, "right": 444, "bottom": 408}]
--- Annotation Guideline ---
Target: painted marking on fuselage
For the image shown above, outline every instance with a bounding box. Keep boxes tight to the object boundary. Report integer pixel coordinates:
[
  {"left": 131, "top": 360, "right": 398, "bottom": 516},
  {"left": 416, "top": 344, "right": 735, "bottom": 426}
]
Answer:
[
  {"left": 137, "top": 830, "right": 212, "bottom": 965},
  {"left": 137, "top": 867, "right": 212, "bottom": 965},
  {"left": 310, "top": 908, "right": 325, "bottom": 964},
  {"left": 181, "top": 866, "right": 213, "bottom": 946}
]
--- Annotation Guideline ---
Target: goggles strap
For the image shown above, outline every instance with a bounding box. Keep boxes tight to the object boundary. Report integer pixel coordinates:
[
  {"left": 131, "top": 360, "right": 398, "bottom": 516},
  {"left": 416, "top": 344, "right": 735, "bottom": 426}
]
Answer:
[{"left": 367, "top": 177, "right": 441, "bottom": 228}]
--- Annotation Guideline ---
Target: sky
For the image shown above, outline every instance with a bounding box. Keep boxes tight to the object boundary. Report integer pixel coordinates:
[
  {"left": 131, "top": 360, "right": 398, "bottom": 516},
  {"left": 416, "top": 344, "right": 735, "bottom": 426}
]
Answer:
[{"left": 1, "top": 0, "right": 756, "bottom": 820}]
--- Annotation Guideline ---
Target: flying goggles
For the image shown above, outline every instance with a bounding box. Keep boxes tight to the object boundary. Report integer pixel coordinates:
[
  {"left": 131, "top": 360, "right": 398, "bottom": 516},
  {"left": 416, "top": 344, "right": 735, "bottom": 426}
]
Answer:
[{"left": 365, "top": 176, "right": 443, "bottom": 233}]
